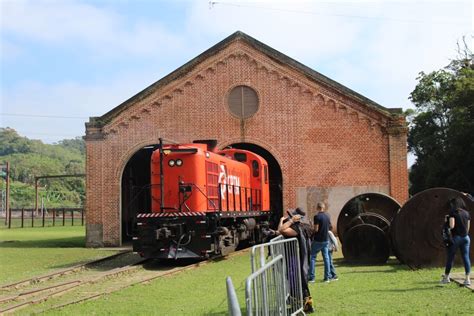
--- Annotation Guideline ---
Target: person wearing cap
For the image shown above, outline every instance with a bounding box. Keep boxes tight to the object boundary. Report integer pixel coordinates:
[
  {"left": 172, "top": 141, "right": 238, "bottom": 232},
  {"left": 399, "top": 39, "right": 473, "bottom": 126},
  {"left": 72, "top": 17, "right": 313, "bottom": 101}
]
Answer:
[{"left": 278, "top": 208, "right": 314, "bottom": 313}]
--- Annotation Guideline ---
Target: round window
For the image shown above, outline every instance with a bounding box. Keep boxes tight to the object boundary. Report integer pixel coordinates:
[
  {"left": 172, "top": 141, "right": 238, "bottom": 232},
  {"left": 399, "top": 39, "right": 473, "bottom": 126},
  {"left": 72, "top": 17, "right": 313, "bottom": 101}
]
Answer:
[{"left": 227, "top": 85, "right": 259, "bottom": 119}]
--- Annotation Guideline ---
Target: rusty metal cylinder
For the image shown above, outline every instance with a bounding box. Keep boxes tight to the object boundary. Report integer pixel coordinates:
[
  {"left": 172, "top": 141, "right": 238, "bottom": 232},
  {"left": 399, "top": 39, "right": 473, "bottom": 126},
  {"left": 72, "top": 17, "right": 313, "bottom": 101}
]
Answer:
[
  {"left": 390, "top": 188, "right": 474, "bottom": 269},
  {"left": 342, "top": 223, "right": 391, "bottom": 264},
  {"left": 337, "top": 193, "right": 401, "bottom": 264}
]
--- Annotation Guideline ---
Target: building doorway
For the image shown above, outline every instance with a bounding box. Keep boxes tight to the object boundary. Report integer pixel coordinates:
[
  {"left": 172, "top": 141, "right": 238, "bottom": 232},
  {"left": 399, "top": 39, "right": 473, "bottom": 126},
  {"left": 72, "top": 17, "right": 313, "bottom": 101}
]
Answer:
[{"left": 227, "top": 142, "right": 283, "bottom": 228}]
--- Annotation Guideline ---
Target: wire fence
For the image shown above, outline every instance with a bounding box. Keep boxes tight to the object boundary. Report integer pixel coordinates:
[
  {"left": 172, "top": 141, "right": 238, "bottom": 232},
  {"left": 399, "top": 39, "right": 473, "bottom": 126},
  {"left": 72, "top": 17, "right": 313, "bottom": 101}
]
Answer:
[{"left": 0, "top": 208, "right": 85, "bottom": 228}]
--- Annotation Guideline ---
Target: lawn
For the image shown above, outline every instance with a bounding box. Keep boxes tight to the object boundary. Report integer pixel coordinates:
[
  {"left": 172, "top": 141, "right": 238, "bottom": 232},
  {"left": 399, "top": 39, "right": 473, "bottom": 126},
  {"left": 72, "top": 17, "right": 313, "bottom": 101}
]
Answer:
[
  {"left": 0, "top": 225, "right": 117, "bottom": 284},
  {"left": 50, "top": 252, "right": 474, "bottom": 315},
  {"left": 1, "top": 227, "right": 472, "bottom": 315}
]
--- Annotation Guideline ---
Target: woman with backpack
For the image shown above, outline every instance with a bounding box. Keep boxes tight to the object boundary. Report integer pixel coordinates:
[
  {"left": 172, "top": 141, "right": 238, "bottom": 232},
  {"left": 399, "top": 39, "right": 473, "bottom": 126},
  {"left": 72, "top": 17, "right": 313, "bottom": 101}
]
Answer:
[{"left": 440, "top": 197, "right": 471, "bottom": 286}]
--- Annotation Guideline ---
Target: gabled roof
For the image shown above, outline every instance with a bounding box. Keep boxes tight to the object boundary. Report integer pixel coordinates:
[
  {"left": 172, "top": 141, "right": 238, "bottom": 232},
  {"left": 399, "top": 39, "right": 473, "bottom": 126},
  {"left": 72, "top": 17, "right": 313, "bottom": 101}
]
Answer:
[{"left": 87, "top": 31, "right": 402, "bottom": 128}]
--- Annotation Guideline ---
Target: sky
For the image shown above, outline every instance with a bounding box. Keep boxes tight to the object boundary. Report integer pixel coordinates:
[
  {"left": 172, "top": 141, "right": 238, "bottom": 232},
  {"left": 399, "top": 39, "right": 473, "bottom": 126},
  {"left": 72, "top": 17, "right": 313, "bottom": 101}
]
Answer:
[{"left": 1, "top": 0, "right": 473, "bottom": 155}]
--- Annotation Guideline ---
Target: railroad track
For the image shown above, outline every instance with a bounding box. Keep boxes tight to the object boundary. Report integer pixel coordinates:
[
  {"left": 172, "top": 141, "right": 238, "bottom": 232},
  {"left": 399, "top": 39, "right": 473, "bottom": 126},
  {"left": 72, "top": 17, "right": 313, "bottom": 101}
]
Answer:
[
  {"left": 0, "top": 248, "right": 250, "bottom": 314},
  {"left": 0, "top": 251, "right": 146, "bottom": 314},
  {"left": 0, "top": 250, "right": 130, "bottom": 290}
]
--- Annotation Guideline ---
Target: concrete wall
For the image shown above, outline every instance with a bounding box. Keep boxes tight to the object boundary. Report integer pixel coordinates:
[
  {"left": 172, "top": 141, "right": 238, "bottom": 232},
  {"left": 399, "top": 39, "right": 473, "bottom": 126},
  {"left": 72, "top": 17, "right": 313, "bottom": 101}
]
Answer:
[{"left": 296, "top": 185, "right": 390, "bottom": 230}]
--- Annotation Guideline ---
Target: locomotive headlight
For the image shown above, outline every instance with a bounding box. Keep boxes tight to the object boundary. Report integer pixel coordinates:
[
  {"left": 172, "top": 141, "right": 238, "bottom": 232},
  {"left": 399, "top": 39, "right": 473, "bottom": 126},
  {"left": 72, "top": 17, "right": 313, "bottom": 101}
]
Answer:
[
  {"left": 168, "top": 159, "right": 176, "bottom": 167},
  {"left": 176, "top": 159, "right": 183, "bottom": 167}
]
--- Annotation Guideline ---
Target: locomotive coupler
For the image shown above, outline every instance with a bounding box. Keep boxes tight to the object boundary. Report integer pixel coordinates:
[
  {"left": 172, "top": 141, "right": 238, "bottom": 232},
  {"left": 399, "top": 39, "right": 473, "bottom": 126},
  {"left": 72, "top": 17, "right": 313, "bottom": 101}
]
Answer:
[{"left": 156, "top": 227, "right": 172, "bottom": 240}]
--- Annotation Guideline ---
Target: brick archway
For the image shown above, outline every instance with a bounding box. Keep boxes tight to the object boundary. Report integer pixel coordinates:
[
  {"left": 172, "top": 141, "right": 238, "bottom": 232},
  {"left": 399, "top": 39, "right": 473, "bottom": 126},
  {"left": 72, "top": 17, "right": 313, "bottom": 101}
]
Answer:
[{"left": 220, "top": 139, "right": 284, "bottom": 227}]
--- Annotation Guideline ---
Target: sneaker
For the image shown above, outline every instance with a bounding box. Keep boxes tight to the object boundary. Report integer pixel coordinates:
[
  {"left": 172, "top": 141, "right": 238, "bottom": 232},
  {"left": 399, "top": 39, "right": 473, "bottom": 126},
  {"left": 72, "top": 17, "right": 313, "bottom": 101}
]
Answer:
[
  {"left": 331, "top": 276, "right": 339, "bottom": 281},
  {"left": 464, "top": 279, "right": 471, "bottom": 286},
  {"left": 323, "top": 279, "right": 330, "bottom": 283},
  {"left": 303, "top": 296, "right": 314, "bottom": 313},
  {"left": 440, "top": 275, "right": 450, "bottom": 284},
  {"left": 308, "top": 279, "right": 315, "bottom": 283}
]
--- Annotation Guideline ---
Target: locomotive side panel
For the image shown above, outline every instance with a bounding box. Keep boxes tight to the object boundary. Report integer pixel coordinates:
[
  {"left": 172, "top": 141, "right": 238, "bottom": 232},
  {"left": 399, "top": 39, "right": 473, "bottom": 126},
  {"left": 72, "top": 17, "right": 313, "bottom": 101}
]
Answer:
[{"left": 219, "top": 149, "right": 270, "bottom": 211}]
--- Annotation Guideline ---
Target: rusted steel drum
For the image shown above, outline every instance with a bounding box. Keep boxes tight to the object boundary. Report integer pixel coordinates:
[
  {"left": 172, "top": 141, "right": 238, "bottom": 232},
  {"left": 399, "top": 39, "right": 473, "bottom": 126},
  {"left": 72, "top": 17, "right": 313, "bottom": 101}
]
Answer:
[
  {"left": 337, "top": 193, "right": 401, "bottom": 242},
  {"left": 391, "top": 188, "right": 474, "bottom": 269},
  {"left": 342, "top": 224, "right": 390, "bottom": 264},
  {"left": 346, "top": 212, "right": 390, "bottom": 233}
]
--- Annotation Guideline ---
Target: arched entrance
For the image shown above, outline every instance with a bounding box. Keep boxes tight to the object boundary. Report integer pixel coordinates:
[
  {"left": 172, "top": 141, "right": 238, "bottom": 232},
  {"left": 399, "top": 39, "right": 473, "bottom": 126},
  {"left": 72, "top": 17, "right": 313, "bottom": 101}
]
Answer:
[
  {"left": 120, "top": 145, "right": 156, "bottom": 243},
  {"left": 226, "top": 142, "right": 283, "bottom": 228}
]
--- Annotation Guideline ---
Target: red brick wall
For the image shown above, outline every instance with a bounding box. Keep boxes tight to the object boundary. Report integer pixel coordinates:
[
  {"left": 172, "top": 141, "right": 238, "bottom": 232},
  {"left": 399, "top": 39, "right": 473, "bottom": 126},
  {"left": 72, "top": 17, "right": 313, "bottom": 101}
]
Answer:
[{"left": 85, "top": 39, "right": 408, "bottom": 246}]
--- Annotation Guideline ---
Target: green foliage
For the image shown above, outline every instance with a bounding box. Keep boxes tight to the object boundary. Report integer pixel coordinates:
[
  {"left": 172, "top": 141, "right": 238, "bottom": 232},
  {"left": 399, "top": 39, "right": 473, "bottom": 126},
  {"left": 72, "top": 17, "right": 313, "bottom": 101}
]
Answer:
[
  {"left": 0, "top": 128, "right": 85, "bottom": 208},
  {"left": 408, "top": 44, "right": 474, "bottom": 194}
]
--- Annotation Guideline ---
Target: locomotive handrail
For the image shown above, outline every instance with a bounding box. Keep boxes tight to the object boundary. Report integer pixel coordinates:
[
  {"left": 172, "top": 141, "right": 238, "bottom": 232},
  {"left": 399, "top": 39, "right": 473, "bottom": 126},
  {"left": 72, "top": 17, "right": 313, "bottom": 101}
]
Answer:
[
  {"left": 217, "top": 184, "right": 262, "bottom": 213},
  {"left": 128, "top": 182, "right": 262, "bottom": 216}
]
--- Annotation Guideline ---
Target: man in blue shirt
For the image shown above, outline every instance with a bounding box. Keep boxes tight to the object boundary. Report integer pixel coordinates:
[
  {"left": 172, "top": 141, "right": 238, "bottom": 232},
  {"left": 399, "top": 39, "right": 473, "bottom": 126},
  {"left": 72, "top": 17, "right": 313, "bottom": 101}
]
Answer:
[{"left": 308, "top": 202, "right": 332, "bottom": 282}]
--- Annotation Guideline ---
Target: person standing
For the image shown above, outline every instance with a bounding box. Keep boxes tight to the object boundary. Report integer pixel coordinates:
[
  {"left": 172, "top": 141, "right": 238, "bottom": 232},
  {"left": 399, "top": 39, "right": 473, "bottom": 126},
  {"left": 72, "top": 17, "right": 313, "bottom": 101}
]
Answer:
[
  {"left": 327, "top": 225, "right": 339, "bottom": 281},
  {"left": 278, "top": 208, "right": 314, "bottom": 313},
  {"left": 440, "top": 197, "right": 471, "bottom": 286},
  {"left": 308, "top": 202, "right": 331, "bottom": 283}
]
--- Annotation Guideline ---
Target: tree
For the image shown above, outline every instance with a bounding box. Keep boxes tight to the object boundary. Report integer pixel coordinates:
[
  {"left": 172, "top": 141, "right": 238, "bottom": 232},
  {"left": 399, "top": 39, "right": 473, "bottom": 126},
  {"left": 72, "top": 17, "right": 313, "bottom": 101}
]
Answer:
[
  {"left": 408, "top": 42, "right": 474, "bottom": 194},
  {"left": 0, "top": 128, "right": 86, "bottom": 207}
]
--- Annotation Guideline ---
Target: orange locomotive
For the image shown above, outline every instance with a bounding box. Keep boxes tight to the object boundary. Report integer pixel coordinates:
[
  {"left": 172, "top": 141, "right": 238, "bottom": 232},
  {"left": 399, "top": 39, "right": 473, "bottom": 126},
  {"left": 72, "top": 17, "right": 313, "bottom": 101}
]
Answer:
[{"left": 133, "top": 140, "right": 271, "bottom": 259}]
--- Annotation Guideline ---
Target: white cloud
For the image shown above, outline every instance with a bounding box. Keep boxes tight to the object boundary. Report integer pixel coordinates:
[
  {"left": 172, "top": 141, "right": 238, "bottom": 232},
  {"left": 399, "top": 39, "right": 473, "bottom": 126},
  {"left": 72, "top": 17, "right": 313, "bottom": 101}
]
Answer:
[
  {"left": 187, "top": 1, "right": 365, "bottom": 61},
  {"left": 1, "top": 70, "right": 166, "bottom": 142},
  {"left": 1, "top": 0, "right": 184, "bottom": 58},
  {"left": 185, "top": 1, "right": 472, "bottom": 108},
  {"left": 1, "top": 0, "right": 473, "bottom": 144}
]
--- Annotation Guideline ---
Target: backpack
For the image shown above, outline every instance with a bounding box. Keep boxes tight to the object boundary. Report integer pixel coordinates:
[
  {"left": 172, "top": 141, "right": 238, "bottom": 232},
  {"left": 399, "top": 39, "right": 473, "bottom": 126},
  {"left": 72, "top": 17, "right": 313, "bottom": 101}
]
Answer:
[{"left": 442, "top": 221, "right": 453, "bottom": 247}]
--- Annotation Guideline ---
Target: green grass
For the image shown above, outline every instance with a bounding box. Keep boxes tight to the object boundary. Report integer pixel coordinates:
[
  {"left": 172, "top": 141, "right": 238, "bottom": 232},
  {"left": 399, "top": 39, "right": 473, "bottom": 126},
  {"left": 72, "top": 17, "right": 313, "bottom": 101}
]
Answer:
[
  {"left": 2, "top": 228, "right": 472, "bottom": 315},
  {"left": 49, "top": 251, "right": 474, "bottom": 316},
  {"left": 0, "top": 226, "right": 117, "bottom": 284},
  {"left": 47, "top": 254, "right": 251, "bottom": 316}
]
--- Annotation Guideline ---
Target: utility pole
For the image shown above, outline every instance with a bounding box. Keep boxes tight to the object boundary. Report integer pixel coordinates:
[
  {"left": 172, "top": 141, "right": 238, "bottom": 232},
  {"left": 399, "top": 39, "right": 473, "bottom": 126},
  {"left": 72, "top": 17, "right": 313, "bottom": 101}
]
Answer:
[{"left": 0, "top": 163, "right": 11, "bottom": 227}]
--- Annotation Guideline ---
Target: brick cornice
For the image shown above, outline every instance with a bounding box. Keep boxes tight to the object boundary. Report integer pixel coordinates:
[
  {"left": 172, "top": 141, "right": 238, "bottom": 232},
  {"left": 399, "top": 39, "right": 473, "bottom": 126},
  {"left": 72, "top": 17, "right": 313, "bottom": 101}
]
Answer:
[
  {"left": 94, "top": 45, "right": 404, "bottom": 138},
  {"left": 86, "top": 31, "right": 403, "bottom": 133}
]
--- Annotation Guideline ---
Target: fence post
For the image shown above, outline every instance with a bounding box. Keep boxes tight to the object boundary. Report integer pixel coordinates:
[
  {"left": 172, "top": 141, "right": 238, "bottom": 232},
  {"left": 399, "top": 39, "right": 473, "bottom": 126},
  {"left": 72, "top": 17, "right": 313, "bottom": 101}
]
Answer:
[
  {"left": 71, "top": 209, "right": 74, "bottom": 226},
  {"left": 226, "top": 277, "right": 242, "bottom": 316},
  {"left": 53, "top": 209, "right": 56, "bottom": 226},
  {"left": 42, "top": 207, "right": 46, "bottom": 227},
  {"left": 62, "top": 208, "right": 65, "bottom": 226},
  {"left": 21, "top": 208, "right": 24, "bottom": 228},
  {"left": 81, "top": 208, "right": 84, "bottom": 226},
  {"left": 32, "top": 208, "right": 34, "bottom": 227}
]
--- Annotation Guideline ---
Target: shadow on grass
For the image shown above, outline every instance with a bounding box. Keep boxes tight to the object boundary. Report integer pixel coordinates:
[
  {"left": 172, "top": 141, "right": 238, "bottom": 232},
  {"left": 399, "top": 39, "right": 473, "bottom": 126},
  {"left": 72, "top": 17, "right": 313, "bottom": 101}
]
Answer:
[
  {"left": 0, "top": 237, "right": 85, "bottom": 248},
  {"left": 369, "top": 286, "right": 438, "bottom": 292}
]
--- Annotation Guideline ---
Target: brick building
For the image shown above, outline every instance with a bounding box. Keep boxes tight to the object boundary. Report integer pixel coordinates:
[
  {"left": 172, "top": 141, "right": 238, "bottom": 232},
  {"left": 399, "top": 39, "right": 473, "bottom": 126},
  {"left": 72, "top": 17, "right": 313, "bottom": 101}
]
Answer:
[{"left": 84, "top": 31, "right": 408, "bottom": 247}]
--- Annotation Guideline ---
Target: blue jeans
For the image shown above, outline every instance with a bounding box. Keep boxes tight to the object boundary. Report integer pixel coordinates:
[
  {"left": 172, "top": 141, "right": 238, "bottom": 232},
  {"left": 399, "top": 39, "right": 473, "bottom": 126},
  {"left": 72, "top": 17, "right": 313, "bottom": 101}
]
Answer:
[
  {"left": 328, "top": 250, "right": 337, "bottom": 278},
  {"left": 445, "top": 235, "right": 471, "bottom": 275},
  {"left": 308, "top": 240, "right": 330, "bottom": 281}
]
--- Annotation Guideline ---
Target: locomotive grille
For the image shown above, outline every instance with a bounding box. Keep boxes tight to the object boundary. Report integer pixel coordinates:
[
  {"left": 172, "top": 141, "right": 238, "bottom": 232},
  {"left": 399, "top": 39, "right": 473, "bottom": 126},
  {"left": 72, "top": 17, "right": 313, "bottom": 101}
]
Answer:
[{"left": 206, "top": 161, "right": 219, "bottom": 210}]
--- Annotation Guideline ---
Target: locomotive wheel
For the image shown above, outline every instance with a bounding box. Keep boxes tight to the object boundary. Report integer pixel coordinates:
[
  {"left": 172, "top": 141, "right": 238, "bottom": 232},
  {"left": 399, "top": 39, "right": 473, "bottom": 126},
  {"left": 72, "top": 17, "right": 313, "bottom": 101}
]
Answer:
[
  {"left": 337, "top": 193, "right": 401, "bottom": 242},
  {"left": 391, "top": 188, "right": 474, "bottom": 269},
  {"left": 342, "top": 223, "right": 390, "bottom": 264}
]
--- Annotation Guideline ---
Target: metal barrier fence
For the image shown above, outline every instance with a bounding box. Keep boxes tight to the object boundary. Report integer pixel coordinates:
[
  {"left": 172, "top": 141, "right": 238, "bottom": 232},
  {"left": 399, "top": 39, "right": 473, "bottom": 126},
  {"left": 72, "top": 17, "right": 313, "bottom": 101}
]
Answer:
[
  {"left": 227, "top": 235, "right": 305, "bottom": 316},
  {"left": 1, "top": 208, "right": 84, "bottom": 228},
  {"left": 250, "top": 237, "right": 304, "bottom": 315},
  {"left": 246, "top": 254, "right": 286, "bottom": 316}
]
